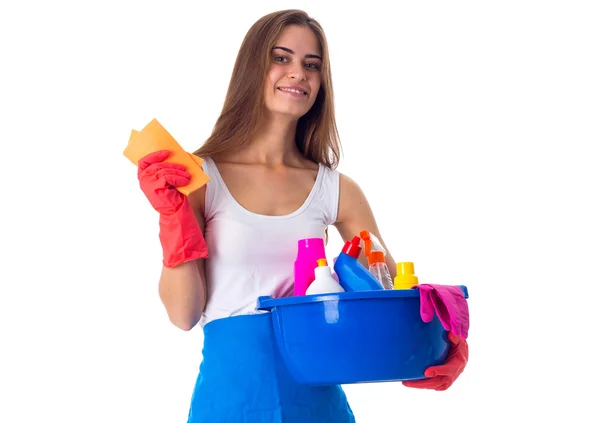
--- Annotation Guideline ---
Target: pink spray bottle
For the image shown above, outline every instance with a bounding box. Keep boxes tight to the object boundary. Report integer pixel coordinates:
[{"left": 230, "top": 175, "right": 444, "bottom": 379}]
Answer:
[{"left": 294, "top": 237, "right": 327, "bottom": 296}]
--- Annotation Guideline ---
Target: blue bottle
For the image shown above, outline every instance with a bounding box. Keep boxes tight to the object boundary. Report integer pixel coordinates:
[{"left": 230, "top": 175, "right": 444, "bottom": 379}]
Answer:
[{"left": 333, "top": 236, "right": 384, "bottom": 292}]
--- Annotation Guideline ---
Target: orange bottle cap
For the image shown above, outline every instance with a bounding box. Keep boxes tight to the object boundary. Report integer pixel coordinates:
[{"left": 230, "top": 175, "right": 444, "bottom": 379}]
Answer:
[{"left": 368, "top": 251, "right": 385, "bottom": 265}]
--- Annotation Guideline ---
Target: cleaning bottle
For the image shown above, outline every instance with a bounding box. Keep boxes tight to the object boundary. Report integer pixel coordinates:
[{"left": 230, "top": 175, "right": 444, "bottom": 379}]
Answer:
[
  {"left": 294, "top": 238, "right": 327, "bottom": 296},
  {"left": 368, "top": 251, "right": 394, "bottom": 290},
  {"left": 333, "top": 236, "right": 384, "bottom": 292},
  {"left": 360, "top": 230, "right": 393, "bottom": 290},
  {"left": 305, "top": 259, "right": 345, "bottom": 295},
  {"left": 394, "top": 262, "right": 419, "bottom": 290}
]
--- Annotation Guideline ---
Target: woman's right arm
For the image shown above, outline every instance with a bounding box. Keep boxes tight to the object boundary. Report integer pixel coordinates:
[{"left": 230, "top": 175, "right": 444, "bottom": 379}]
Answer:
[{"left": 158, "top": 186, "right": 208, "bottom": 331}]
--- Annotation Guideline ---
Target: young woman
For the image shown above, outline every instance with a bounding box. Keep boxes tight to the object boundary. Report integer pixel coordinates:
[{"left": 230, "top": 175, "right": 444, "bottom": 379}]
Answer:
[{"left": 136, "top": 9, "right": 468, "bottom": 423}]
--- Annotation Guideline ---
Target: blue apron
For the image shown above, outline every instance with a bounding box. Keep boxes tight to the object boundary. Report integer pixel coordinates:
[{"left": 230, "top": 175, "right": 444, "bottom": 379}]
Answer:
[{"left": 187, "top": 313, "right": 356, "bottom": 423}]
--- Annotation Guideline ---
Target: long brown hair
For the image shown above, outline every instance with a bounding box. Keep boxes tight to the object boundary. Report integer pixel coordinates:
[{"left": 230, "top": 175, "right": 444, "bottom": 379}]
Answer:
[{"left": 193, "top": 9, "right": 341, "bottom": 169}]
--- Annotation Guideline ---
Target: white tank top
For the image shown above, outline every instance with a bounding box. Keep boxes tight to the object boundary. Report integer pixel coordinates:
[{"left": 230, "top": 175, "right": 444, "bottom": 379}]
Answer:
[{"left": 199, "top": 156, "right": 340, "bottom": 327}]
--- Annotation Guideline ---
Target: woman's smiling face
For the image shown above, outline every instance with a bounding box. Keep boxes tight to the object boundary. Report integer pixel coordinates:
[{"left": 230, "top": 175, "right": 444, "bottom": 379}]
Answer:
[{"left": 263, "top": 25, "right": 322, "bottom": 119}]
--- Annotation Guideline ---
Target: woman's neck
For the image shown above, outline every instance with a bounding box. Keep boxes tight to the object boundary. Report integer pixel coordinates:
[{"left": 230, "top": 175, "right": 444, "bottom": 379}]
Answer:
[{"left": 242, "top": 114, "right": 302, "bottom": 167}]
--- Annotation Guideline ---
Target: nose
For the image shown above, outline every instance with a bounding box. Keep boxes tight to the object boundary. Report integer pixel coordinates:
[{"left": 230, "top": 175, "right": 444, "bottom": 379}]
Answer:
[{"left": 288, "top": 62, "right": 307, "bottom": 81}]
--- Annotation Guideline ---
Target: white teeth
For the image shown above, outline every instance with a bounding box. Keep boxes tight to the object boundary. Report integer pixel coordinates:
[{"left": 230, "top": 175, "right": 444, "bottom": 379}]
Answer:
[{"left": 279, "top": 87, "right": 305, "bottom": 95}]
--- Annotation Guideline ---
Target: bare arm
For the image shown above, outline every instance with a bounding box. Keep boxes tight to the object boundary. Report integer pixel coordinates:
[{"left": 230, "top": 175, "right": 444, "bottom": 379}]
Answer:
[
  {"left": 333, "top": 173, "right": 397, "bottom": 283},
  {"left": 158, "top": 187, "right": 208, "bottom": 330}
]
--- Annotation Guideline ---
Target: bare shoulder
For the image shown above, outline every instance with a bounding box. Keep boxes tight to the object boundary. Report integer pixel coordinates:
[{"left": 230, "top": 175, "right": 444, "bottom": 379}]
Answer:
[
  {"left": 336, "top": 172, "right": 371, "bottom": 223},
  {"left": 338, "top": 172, "right": 365, "bottom": 196}
]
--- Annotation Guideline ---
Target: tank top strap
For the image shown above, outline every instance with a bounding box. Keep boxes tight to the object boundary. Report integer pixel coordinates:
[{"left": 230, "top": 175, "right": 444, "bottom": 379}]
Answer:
[
  {"left": 201, "top": 156, "right": 227, "bottom": 221},
  {"left": 311, "top": 164, "right": 340, "bottom": 226}
]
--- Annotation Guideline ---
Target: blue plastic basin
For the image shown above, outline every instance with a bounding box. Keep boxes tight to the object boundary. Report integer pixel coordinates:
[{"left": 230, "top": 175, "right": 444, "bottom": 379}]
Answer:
[{"left": 257, "top": 286, "right": 469, "bottom": 386}]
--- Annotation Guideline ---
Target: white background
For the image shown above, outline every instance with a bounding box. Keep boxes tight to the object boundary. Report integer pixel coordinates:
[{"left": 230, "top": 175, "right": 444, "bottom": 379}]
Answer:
[{"left": 1, "top": 0, "right": 599, "bottom": 422}]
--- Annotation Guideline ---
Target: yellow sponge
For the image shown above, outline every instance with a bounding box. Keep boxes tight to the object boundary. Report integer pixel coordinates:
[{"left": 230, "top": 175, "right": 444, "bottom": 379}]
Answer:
[{"left": 124, "top": 118, "right": 210, "bottom": 196}]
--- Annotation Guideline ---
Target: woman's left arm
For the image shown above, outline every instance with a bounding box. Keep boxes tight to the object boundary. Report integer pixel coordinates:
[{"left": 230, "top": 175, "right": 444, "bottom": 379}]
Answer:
[
  {"left": 333, "top": 173, "right": 398, "bottom": 282},
  {"left": 334, "top": 173, "right": 468, "bottom": 390}
]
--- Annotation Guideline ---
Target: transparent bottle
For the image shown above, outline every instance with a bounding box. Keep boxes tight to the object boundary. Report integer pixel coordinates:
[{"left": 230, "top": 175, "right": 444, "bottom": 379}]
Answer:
[{"left": 368, "top": 251, "right": 393, "bottom": 290}]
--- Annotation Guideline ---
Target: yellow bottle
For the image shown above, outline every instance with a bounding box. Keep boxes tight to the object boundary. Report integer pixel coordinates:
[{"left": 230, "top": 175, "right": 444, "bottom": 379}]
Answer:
[{"left": 394, "top": 262, "right": 419, "bottom": 290}]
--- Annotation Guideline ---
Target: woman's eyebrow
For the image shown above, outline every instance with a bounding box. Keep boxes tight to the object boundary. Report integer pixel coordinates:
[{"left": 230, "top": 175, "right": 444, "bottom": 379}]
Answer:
[{"left": 272, "top": 46, "right": 322, "bottom": 60}]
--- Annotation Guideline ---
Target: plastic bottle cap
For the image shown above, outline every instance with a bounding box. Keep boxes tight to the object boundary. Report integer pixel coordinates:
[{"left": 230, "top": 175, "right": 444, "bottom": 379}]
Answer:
[
  {"left": 367, "top": 251, "right": 385, "bottom": 266},
  {"left": 394, "top": 261, "right": 419, "bottom": 289},
  {"left": 317, "top": 258, "right": 328, "bottom": 267},
  {"left": 299, "top": 238, "right": 325, "bottom": 249},
  {"left": 398, "top": 262, "right": 415, "bottom": 275},
  {"left": 341, "top": 236, "right": 362, "bottom": 258},
  {"left": 359, "top": 230, "right": 372, "bottom": 256}
]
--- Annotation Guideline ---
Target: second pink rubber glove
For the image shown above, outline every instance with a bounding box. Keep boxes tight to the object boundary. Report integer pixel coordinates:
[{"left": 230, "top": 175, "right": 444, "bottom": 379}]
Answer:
[
  {"left": 402, "top": 332, "right": 469, "bottom": 391},
  {"left": 416, "top": 284, "right": 469, "bottom": 339}
]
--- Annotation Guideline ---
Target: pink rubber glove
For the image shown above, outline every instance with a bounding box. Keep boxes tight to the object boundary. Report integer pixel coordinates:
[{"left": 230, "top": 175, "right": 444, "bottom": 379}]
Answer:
[
  {"left": 402, "top": 332, "right": 469, "bottom": 391},
  {"left": 417, "top": 284, "right": 469, "bottom": 339},
  {"left": 137, "top": 150, "right": 208, "bottom": 267}
]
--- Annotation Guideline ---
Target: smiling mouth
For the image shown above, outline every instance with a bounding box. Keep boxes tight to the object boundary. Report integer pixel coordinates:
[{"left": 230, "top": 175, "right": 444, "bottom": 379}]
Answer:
[{"left": 278, "top": 87, "right": 308, "bottom": 95}]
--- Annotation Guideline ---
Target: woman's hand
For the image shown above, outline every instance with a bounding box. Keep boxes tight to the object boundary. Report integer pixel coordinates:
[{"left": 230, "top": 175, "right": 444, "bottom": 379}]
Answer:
[
  {"left": 137, "top": 150, "right": 191, "bottom": 215},
  {"left": 402, "top": 332, "right": 469, "bottom": 391},
  {"left": 136, "top": 150, "right": 208, "bottom": 267}
]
